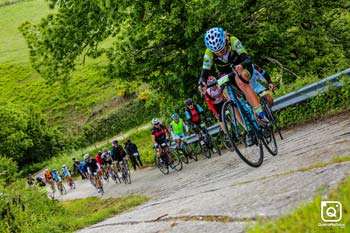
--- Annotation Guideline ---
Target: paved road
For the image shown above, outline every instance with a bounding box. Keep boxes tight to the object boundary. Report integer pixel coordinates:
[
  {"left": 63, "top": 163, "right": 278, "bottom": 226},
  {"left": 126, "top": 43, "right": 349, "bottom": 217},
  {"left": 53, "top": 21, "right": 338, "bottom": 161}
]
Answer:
[{"left": 66, "top": 112, "right": 350, "bottom": 233}]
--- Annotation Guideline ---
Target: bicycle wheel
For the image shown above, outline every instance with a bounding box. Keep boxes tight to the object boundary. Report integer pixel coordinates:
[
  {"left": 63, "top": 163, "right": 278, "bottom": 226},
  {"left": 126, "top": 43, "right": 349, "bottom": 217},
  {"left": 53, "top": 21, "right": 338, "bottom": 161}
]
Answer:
[
  {"left": 169, "top": 149, "right": 183, "bottom": 171},
  {"left": 206, "top": 133, "right": 221, "bottom": 156},
  {"left": 261, "top": 96, "right": 283, "bottom": 140},
  {"left": 183, "top": 142, "right": 198, "bottom": 161},
  {"left": 221, "top": 100, "right": 264, "bottom": 167},
  {"left": 155, "top": 155, "right": 169, "bottom": 175},
  {"left": 111, "top": 169, "right": 121, "bottom": 183},
  {"left": 216, "top": 129, "right": 235, "bottom": 152},
  {"left": 61, "top": 184, "right": 67, "bottom": 195},
  {"left": 261, "top": 125, "right": 278, "bottom": 156},
  {"left": 178, "top": 149, "right": 189, "bottom": 164}
]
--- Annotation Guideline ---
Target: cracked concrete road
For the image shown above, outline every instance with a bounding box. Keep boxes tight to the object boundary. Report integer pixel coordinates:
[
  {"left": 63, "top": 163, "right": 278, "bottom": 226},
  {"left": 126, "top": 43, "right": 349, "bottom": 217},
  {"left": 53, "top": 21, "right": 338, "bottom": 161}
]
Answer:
[{"left": 68, "top": 112, "right": 350, "bottom": 233}]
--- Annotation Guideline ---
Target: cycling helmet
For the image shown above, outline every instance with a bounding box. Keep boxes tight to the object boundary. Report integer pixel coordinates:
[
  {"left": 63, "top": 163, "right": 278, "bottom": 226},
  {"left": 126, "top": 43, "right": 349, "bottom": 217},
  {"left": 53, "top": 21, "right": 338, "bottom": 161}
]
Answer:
[
  {"left": 97, "top": 151, "right": 102, "bottom": 155},
  {"left": 207, "top": 76, "right": 217, "bottom": 86},
  {"left": 83, "top": 154, "right": 90, "bottom": 160},
  {"left": 112, "top": 140, "right": 118, "bottom": 144},
  {"left": 52, "top": 169, "right": 57, "bottom": 172},
  {"left": 171, "top": 113, "right": 179, "bottom": 120},
  {"left": 184, "top": 98, "right": 193, "bottom": 106},
  {"left": 152, "top": 118, "right": 160, "bottom": 125},
  {"left": 45, "top": 168, "right": 48, "bottom": 172},
  {"left": 62, "top": 164, "right": 66, "bottom": 168},
  {"left": 103, "top": 147, "right": 108, "bottom": 152},
  {"left": 204, "top": 27, "right": 226, "bottom": 53}
]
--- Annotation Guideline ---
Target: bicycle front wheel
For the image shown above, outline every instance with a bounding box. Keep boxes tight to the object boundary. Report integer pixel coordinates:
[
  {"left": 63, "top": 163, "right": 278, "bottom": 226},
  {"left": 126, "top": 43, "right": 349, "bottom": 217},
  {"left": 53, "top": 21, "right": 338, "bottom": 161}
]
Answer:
[
  {"left": 261, "top": 125, "right": 278, "bottom": 156},
  {"left": 222, "top": 100, "right": 264, "bottom": 167},
  {"left": 155, "top": 156, "right": 169, "bottom": 175},
  {"left": 169, "top": 149, "right": 183, "bottom": 171}
]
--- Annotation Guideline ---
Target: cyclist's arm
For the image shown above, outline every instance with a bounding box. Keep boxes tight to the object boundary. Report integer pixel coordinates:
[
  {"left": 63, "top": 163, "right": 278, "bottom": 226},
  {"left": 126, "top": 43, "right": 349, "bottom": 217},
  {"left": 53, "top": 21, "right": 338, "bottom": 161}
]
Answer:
[{"left": 205, "top": 93, "right": 217, "bottom": 116}]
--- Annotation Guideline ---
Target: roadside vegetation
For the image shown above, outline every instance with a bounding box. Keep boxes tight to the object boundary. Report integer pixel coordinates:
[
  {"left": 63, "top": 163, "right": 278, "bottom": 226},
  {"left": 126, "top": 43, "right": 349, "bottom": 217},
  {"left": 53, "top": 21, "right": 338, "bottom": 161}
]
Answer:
[{"left": 248, "top": 175, "right": 350, "bottom": 233}]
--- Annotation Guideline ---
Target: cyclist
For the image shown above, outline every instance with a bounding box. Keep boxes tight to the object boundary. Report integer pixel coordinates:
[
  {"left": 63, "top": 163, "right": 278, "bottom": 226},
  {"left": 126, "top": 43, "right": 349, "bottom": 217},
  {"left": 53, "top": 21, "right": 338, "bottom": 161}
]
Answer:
[
  {"left": 44, "top": 168, "right": 52, "bottom": 184},
  {"left": 61, "top": 165, "right": 74, "bottom": 187},
  {"left": 102, "top": 148, "right": 113, "bottom": 174},
  {"left": 95, "top": 151, "right": 107, "bottom": 179},
  {"left": 110, "top": 140, "right": 128, "bottom": 172},
  {"left": 199, "top": 27, "right": 268, "bottom": 145},
  {"left": 250, "top": 64, "right": 275, "bottom": 108},
  {"left": 84, "top": 154, "right": 103, "bottom": 193},
  {"left": 72, "top": 158, "right": 86, "bottom": 180},
  {"left": 151, "top": 118, "right": 174, "bottom": 168},
  {"left": 202, "top": 76, "right": 227, "bottom": 132},
  {"left": 51, "top": 169, "right": 63, "bottom": 191},
  {"left": 184, "top": 98, "right": 209, "bottom": 145},
  {"left": 124, "top": 140, "right": 143, "bottom": 171},
  {"left": 169, "top": 113, "right": 189, "bottom": 151}
]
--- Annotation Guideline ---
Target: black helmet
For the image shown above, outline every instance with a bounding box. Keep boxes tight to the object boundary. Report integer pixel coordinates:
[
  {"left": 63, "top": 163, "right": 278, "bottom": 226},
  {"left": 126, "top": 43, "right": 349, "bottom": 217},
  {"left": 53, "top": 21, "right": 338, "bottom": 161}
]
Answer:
[
  {"left": 98, "top": 151, "right": 102, "bottom": 155},
  {"left": 112, "top": 140, "right": 118, "bottom": 144},
  {"left": 185, "top": 98, "right": 193, "bottom": 106}
]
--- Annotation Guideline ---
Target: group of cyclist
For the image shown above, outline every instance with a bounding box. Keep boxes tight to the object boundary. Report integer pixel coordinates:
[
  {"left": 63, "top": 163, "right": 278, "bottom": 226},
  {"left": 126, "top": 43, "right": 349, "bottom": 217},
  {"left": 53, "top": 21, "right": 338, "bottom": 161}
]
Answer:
[{"left": 152, "top": 26, "right": 277, "bottom": 159}]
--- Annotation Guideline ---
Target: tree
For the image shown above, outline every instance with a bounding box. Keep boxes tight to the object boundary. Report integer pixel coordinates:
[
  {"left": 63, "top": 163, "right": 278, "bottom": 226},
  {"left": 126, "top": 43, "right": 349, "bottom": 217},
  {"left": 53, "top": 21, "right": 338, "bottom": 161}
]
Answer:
[{"left": 19, "top": 0, "right": 350, "bottom": 91}]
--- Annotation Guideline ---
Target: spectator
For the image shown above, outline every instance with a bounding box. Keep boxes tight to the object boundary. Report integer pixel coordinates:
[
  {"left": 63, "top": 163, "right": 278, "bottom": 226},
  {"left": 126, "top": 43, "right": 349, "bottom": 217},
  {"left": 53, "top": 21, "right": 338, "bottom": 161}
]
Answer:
[
  {"left": 124, "top": 140, "right": 143, "bottom": 171},
  {"left": 72, "top": 158, "right": 86, "bottom": 180}
]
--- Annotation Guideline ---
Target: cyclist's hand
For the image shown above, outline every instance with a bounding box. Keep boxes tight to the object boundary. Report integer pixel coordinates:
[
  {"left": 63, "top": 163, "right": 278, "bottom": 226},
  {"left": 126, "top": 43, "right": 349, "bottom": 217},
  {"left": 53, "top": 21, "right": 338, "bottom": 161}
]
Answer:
[
  {"left": 234, "top": 64, "right": 243, "bottom": 74},
  {"left": 269, "top": 83, "right": 276, "bottom": 92}
]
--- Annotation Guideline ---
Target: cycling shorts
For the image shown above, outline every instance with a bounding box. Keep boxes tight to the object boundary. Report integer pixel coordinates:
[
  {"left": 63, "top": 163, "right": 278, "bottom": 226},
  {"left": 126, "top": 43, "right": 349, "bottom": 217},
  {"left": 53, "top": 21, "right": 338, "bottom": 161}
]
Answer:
[{"left": 173, "top": 132, "right": 185, "bottom": 140}]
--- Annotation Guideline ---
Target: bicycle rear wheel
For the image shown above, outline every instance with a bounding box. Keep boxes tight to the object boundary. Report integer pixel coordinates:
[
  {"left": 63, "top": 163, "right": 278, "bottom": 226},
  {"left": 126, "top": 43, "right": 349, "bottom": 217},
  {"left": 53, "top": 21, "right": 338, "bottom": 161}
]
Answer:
[
  {"left": 261, "top": 125, "right": 278, "bottom": 156},
  {"left": 222, "top": 100, "right": 264, "bottom": 167},
  {"left": 183, "top": 142, "right": 198, "bottom": 161}
]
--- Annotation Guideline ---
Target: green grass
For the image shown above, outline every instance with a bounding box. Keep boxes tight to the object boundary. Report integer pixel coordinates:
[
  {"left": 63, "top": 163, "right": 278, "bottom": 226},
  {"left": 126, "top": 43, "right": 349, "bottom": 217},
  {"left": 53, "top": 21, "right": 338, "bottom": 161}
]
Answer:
[
  {"left": 57, "top": 195, "right": 149, "bottom": 232},
  {"left": 247, "top": 176, "right": 350, "bottom": 232},
  {"left": 0, "top": 0, "right": 53, "bottom": 64}
]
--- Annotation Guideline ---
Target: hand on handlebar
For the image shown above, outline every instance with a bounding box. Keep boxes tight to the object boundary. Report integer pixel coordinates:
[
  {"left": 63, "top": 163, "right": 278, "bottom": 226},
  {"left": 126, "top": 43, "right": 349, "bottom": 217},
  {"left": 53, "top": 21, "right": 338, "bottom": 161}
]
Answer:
[{"left": 269, "top": 83, "right": 276, "bottom": 92}]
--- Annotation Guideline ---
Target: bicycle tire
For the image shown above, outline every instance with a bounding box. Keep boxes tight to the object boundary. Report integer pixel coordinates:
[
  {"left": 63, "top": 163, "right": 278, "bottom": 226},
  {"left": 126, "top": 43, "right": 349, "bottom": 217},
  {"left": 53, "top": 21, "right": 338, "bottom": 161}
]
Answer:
[
  {"left": 184, "top": 143, "right": 198, "bottom": 161},
  {"left": 169, "top": 149, "right": 183, "bottom": 171},
  {"left": 260, "top": 98, "right": 278, "bottom": 155},
  {"left": 155, "top": 155, "right": 169, "bottom": 175},
  {"left": 178, "top": 149, "right": 189, "bottom": 164},
  {"left": 221, "top": 100, "right": 264, "bottom": 167},
  {"left": 216, "top": 129, "right": 235, "bottom": 152}
]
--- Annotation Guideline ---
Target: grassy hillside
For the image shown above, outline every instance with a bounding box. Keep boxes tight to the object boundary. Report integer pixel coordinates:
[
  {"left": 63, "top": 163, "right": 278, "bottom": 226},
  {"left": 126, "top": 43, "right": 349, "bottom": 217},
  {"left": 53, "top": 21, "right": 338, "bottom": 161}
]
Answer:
[{"left": 0, "top": 0, "right": 151, "bottom": 139}]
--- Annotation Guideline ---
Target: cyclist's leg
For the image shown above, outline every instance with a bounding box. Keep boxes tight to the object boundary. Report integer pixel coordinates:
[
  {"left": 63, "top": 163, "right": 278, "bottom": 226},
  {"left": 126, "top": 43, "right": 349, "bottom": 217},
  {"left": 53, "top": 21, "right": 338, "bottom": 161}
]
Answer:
[{"left": 264, "top": 92, "right": 273, "bottom": 108}]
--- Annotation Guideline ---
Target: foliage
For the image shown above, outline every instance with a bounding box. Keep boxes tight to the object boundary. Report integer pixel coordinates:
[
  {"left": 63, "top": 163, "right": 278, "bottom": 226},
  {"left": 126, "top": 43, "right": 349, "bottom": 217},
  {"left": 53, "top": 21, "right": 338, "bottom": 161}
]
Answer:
[
  {"left": 0, "top": 156, "right": 19, "bottom": 186},
  {"left": 19, "top": 0, "right": 350, "bottom": 92},
  {"left": 0, "top": 103, "right": 64, "bottom": 167},
  {"left": 247, "top": 175, "right": 350, "bottom": 232},
  {"left": 0, "top": 179, "right": 148, "bottom": 233},
  {"left": 275, "top": 76, "right": 350, "bottom": 128}
]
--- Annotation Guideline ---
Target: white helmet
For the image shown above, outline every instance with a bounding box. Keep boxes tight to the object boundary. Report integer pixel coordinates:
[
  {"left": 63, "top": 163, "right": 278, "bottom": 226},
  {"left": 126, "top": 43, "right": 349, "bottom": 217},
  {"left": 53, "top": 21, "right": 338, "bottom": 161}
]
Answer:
[
  {"left": 152, "top": 118, "right": 160, "bottom": 125},
  {"left": 83, "top": 154, "right": 90, "bottom": 160},
  {"left": 62, "top": 164, "right": 66, "bottom": 168},
  {"left": 204, "top": 27, "right": 226, "bottom": 53}
]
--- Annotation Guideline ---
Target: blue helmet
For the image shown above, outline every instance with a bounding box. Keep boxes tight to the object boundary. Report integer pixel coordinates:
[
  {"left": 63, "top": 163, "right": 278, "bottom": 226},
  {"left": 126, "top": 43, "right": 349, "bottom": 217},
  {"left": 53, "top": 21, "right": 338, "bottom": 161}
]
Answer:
[
  {"left": 171, "top": 113, "right": 179, "bottom": 120},
  {"left": 204, "top": 27, "right": 226, "bottom": 53}
]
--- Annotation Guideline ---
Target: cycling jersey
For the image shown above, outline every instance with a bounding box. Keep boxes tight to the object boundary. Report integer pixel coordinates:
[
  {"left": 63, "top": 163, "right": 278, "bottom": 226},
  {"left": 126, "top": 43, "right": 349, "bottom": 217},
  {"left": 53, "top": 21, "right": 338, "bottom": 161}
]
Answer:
[
  {"left": 44, "top": 171, "right": 52, "bottom": 180},
  {"left": 102, "top": 152, "right": 112, "bottom": 164},
  {"left": 52, "top": 171, "right": 61, "bottom": 182},
  {"left": 61, "top": 168, "right": 71, "bottom": 177},
  {"left": 95, "top": 154, "right": 103, "bottom": 166},
  {"left": 110, "top": 145, "right": 126, "bottom": 162},
  {"left": 205, "top": 87, "right": 225, "bottom": 121},
  {"left": 86, "top": 158, "right": 100, "bottom": 174},
  {"left": 199, "top": 35, "right": 252, "bottom": 85},
  {"left": 151, "top": 124, "right": 169, "bottom": 144},
  {"left": 185, "top": 104, "right": 204, "bottom": 124},
  {"left": 170, "top": 119, "right": 185, "bottom": 135}
]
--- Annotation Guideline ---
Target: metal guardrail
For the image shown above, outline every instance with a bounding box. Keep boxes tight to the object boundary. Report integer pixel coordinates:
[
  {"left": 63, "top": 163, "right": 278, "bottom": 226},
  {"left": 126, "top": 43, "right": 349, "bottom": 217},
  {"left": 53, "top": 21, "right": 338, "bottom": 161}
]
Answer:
[{"left": 183, "top": 68, "right": 350, "bottom": 144}]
